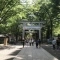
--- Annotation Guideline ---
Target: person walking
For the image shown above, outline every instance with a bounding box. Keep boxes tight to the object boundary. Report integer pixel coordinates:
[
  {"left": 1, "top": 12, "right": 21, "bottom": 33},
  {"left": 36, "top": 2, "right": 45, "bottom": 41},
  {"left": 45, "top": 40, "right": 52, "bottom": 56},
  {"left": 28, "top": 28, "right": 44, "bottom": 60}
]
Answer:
[
  {"left": 29, "top": 39, "right": 32, "bottom": 46},
  {"left": 32, "top": 39, "right": 34, "bottom": 46},
  {"left": 38, "top": 39, "right": 41, "bottom": 48},
  {"left": 22, "top": 38, "right": 25, "bottom": 48},
  {"left": 36, "top": 39, "right": 39, "bottom": 48},
  {"left": 52, "top": 38, "right": 56, "bottom": 50}
]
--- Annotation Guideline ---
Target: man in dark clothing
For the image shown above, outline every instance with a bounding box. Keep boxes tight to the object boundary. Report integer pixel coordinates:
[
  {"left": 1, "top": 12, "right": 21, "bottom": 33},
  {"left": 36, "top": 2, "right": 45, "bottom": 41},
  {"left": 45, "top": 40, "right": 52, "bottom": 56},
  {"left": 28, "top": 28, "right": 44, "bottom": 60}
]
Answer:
[
  {"left": 36, "top": 40, "right": 39, "bottom": 48},
  {"left": 22, "top": 38, "right": 25, "bottom": 48}
]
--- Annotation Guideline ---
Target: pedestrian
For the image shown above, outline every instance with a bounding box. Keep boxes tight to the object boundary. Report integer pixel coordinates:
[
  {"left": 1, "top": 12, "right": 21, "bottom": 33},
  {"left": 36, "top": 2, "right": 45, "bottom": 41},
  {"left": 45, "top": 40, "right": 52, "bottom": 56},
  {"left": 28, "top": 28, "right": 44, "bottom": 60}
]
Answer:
[
  {"left": 36, "top": 39, "right": 39, "bottom": 48},
  {"left": 32, "top": 39, "right": 34, "bottom": 46},
  {"left": 52, "top": 38, "right": 56, "bottom": 50},
  {"left": 22, "top": 38, "right": 25, "bottom": 48},
  {"left": 29, "top": 39, "right": 32, "bottom": 46}
]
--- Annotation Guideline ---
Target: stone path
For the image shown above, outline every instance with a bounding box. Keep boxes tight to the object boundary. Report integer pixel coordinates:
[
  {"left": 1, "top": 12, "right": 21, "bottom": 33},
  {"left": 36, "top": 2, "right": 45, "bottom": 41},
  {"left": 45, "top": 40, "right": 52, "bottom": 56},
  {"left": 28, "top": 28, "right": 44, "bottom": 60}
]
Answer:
[{"left": 13, "top": 45, "right": 58, "bottom": 60}]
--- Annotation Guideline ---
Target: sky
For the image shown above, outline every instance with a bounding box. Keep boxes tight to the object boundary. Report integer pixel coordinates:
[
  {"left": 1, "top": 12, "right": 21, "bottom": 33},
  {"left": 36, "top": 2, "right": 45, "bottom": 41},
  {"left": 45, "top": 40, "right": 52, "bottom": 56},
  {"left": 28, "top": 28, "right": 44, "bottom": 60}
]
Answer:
[{"left": 20, "top": 0, "right": 36, "bottom": 5}]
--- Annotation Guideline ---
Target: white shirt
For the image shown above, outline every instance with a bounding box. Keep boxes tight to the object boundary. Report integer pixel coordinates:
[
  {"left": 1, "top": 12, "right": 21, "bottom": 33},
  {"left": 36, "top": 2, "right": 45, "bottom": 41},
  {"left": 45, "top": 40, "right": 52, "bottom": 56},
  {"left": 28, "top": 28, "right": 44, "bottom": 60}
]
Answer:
[{"left": 52, "top": 40, "right": 56, "bottom": 45}]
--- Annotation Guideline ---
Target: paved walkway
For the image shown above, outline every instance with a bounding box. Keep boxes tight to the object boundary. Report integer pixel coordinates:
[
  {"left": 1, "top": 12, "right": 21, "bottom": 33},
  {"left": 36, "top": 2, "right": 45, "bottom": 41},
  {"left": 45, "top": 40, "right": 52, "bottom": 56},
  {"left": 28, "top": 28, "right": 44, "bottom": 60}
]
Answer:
[{"left": 13, "top": 45, "right": 58, "bottom": 60}]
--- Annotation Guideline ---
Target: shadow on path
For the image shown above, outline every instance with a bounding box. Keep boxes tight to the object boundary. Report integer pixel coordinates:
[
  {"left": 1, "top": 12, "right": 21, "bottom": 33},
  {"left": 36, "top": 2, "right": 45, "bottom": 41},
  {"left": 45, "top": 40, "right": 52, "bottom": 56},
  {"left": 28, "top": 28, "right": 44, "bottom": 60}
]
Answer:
[
  {"left": 9, "top": 50, "right": 21, "bottom": 56},
  {"left": 6, "top": 48, "right": 22, "bottom": 60},
  {"left": 6, "top": 58, "right": 14, "bottom": 60}
]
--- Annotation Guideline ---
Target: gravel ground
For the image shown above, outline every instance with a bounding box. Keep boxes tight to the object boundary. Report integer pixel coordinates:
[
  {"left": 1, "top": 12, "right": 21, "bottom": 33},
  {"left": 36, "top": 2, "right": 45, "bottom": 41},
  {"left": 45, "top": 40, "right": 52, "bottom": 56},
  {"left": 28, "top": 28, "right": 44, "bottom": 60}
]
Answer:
[{"left": 42, "top": 44, "right": 60, "bottom": 60}]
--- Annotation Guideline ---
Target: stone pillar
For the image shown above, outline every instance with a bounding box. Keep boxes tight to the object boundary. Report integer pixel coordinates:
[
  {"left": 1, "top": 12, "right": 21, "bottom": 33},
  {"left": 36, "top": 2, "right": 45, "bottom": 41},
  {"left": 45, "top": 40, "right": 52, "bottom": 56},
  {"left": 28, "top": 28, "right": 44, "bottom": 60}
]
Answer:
[{"left": 4, "top": 37, "right": 8, "bottom": 46}]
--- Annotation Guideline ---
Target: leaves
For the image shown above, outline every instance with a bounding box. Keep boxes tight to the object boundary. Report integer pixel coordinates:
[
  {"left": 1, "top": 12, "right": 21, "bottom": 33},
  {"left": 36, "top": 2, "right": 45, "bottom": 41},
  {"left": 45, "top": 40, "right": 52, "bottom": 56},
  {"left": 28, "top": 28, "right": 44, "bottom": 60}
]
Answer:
[{"left": 0, "top": 0, "right": 60, "bottom": 36}]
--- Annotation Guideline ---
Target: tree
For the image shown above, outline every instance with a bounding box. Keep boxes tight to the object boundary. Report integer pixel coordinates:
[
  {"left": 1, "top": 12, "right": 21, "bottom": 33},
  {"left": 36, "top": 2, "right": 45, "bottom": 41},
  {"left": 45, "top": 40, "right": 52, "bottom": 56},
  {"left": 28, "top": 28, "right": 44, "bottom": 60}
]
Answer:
[
  {"left": 0, "top": 0, "right": 60, "bottom": 40},
  {"left": 0, "top": 0, "right": 20, "bottom": 23},
  {"left": 0, "top": 0, "right": 25, "bottom": 35}
]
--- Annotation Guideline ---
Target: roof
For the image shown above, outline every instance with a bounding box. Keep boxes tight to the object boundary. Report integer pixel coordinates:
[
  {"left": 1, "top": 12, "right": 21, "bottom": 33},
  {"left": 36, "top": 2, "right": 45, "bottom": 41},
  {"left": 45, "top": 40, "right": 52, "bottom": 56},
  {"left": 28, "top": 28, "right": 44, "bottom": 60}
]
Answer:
[{"left": 0, "top": 34, "right": 5, "bottom": 37}]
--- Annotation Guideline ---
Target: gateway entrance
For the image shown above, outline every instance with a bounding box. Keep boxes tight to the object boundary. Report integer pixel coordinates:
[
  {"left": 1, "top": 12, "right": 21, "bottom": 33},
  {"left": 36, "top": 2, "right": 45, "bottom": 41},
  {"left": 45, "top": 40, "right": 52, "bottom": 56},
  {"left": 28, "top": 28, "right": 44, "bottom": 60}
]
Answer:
[{"left": 20, "top": 21, "right": 44, "bottom": 39}]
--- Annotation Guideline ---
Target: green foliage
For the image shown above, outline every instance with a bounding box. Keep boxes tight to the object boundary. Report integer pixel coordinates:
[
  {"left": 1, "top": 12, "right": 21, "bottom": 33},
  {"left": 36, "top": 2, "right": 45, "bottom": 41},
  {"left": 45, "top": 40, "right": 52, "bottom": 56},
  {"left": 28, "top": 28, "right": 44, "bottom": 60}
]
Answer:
[
  {"left": 54, "top": 24, "right": 60, "bottom": 36},
  {"left": 0, "top": 0, "right": 20, "bottom": 23},
  {"left": 0, "top": 0, "right": 60, "bottom": 37},
  {"left": 0, "top": 24, "right": 5, "bottom": 34}
]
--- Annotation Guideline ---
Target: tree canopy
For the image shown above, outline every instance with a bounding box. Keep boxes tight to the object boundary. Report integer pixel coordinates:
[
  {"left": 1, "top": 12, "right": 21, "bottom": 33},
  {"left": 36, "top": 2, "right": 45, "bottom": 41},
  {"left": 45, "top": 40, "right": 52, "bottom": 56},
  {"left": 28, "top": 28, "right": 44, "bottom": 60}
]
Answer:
[{"left": 0, "top": 0, "right": 60, "bottom": 38}]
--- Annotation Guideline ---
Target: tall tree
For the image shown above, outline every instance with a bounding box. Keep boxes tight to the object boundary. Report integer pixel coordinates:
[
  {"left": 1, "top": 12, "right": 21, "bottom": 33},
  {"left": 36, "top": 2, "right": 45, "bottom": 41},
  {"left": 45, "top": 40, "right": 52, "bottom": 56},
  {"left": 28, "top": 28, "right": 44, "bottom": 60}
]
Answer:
[{"left": 0, "top": 0, "right": 20, "bottom": 23}]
